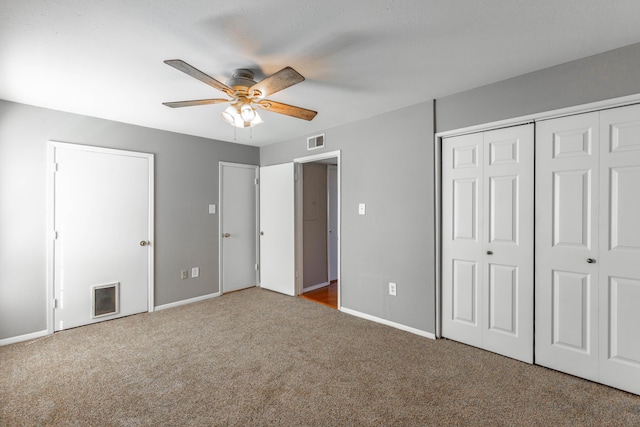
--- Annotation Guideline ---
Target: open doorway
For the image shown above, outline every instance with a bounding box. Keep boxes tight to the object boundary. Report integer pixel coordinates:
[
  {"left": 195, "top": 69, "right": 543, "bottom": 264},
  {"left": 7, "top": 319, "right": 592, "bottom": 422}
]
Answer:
[{"left": 294, "top": 151, "right": 340, "bottom": 309}]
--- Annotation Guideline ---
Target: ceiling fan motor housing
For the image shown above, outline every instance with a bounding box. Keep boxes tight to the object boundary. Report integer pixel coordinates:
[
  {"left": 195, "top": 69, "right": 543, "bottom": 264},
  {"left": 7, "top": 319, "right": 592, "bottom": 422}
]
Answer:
[{"left": 226, "top": 69, "right": 257, "bottom": 90}]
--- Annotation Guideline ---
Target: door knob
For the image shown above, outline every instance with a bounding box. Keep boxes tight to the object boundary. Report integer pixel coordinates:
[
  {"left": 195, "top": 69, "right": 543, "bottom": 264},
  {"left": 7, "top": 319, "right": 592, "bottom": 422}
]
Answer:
[
  {"left": 587, "top": 258, "right": 596, "bottom": 264},
  {"left": 260, "top": 231, "right": 264, "bottom": 236},
  {"left": 486, "top": 250, "right": 493, "bottom": 255},
  {"left": 223, "top": 233, "right": 230, "bottom": 238},
  {"left": 139, "top": 240, "right": 148, "bottom": 246}
]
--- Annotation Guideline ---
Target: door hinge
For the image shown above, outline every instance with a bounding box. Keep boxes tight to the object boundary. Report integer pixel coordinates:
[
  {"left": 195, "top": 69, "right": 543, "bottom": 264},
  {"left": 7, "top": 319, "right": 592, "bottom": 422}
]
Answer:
[
  {"left": 255, "top": 178, "right": 259, "bottom": 185},
  {"left": 53, "top": 231, "right": 59, "bottom": 240},
  {"left": 53, "top": 162, "right": 59, "bottom": 172},
  {"left": 53, "top": 298, "right": 57, "bottom": 309},
  {"left": 294, "top": 172, "right": 298, "bottom": 181},
  {"left": 255, "top": 264, "right": 259, "bottom": 271}
]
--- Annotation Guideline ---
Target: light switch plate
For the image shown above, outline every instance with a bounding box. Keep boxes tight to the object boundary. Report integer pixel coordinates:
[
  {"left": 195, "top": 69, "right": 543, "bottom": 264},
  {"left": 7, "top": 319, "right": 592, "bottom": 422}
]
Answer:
[
  {"left": 192, "top": 267, "right": 200, "bottom": 278},
  {"left": 208, "top": 204, "right": 216, "bottom": 214},
  {"left": 358, "top": 203, "right": 366, "bottom": 215}
]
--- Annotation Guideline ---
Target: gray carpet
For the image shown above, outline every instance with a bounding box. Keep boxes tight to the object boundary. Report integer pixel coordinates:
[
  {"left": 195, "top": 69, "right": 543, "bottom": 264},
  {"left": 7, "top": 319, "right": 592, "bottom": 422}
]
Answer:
[{"left": 1, "top": 287, "right": 639, "bottom": 426}]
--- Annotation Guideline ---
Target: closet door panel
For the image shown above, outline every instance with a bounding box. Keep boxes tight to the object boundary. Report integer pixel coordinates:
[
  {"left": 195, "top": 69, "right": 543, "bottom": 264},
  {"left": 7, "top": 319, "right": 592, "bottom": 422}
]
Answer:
[
  {"left": 599, "top": 105, "right": 640, "bottom": 395},
  {"left": 443, "top": 124, "right": 533, "bottom": 364},
  {"left": 535, "top": 112, "right": 600, "bottom": 380},
  {"left": 482, "top": 125, "right": 533, "bottom": 363},
  {"left": 442, "top": 133, "right": 484, "bottom": 347}
]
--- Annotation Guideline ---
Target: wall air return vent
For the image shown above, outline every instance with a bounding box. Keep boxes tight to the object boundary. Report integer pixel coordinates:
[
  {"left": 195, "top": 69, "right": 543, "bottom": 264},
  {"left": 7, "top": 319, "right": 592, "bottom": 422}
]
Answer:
[
  {"left": 307, "top": 134, "right": 325, "bottom": 151},
  {"left": 92, "top": 282, "right": 120, "bottom": 318}
]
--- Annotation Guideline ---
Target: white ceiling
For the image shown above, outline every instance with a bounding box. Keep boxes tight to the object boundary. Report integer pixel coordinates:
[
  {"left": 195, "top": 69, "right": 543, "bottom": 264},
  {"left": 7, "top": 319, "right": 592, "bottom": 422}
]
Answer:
[{"left": 2, "top": 1, "right": 640, "bottom": 146}]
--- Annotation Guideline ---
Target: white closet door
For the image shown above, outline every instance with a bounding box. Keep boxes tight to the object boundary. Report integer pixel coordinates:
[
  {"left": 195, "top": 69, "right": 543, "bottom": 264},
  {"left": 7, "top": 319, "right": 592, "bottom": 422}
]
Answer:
[
  {"left": 442, "top": 132, "right": 484, "bottom": 348},
  {"left": 536, "top": 104, "right": 640, "bottom": 396},
  {"left": 598, "top": 105, "right": 640, "bottom": 395},
  {"left": 482, "top": 126, "right": 533, "bottom": 363},
  {"left": 442, "top": 124, "right": 533, "bottom": 363},
  {"left": 259, "top": 163, "right": 296, "bottom": 296},
  {"left": 535, "top": 112, "right": 600, "bottom": 381}
]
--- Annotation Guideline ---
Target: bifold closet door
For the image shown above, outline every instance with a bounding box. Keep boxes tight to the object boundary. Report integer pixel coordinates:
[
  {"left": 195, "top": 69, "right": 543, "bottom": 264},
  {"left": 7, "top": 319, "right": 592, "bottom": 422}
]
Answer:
[
  {"left": 442, "top": 124, "right": 534, "bottom": 363},
  {"left": 536, "top": 104, "right": 640, "bottom": 395},
  {"left": 535, "top": 112, "right": 600, "bottom": 381}
]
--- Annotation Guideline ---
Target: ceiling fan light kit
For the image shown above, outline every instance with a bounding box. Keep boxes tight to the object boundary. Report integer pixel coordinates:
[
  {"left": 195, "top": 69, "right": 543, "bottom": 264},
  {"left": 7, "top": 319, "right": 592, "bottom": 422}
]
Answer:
[{"left": 163, "top": 60, "right": 317, "bottom": 130}]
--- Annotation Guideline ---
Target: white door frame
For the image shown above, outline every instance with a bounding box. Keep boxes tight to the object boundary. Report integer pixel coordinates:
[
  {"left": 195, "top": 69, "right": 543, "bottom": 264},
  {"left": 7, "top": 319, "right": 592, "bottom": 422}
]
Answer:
[
  {"left": 218, "top": 162, "right": 260, "bottom": 294},
  {"left": 434, "top": 92, "right": 640, "bottom": 339},
  {"left": 46, "top": 141, "right": 155, "bottom": 335},
  {"left": 327, "top": 164, "right": 338, "bottom": 282},
  {"left": 293, "top": 150, "right": 341, "bottom": 308}
]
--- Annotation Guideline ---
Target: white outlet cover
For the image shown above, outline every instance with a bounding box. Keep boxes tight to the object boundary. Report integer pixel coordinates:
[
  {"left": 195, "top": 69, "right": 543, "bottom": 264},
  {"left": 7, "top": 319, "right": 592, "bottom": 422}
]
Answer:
[
  {"left": 389, "top": 282, "right": 397, "bottom": 296},
  {"left": 358, "top": 203, "right": 366, "bottom": 215}
]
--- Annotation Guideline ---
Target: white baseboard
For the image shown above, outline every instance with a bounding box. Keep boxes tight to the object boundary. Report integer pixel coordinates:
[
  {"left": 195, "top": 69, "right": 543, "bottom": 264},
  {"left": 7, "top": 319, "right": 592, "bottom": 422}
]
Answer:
[
  {"left": 0, "top": 329, "right": 50, "bottom": 347},
  {"left": 154, "top": 292, "right": 220, "bottom": 311},
  {"left": 339, "top": 307, "right": 436, "bottom": 340},
  {"left": 302, "top": 282, "right": 330, "bottom": 293}
]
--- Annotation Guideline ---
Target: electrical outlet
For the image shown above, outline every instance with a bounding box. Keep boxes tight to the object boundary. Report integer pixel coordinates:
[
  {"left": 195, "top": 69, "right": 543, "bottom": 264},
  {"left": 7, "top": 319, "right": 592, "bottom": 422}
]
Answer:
[
  {"left": 181, "top": 270, "right": 188, "bottom": 279},
  {"left": 389, "top": 282, "right": 397, "bottom": 296},
  {"left": 192, "top": 267, "right": 199, "bottom": 278}
]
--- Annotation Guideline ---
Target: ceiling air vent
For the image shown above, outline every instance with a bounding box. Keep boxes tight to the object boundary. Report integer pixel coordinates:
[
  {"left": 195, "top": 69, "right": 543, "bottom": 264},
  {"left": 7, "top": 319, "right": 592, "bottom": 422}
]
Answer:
[{"left": 307, "top": 134, "right": 325, "bottom": 150}]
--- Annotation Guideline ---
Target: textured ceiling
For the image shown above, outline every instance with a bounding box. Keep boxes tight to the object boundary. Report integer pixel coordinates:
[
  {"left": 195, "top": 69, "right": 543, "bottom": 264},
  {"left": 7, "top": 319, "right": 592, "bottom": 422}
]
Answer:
[{"left": 2, "top": 0, "right": 640, "bottom": 146}]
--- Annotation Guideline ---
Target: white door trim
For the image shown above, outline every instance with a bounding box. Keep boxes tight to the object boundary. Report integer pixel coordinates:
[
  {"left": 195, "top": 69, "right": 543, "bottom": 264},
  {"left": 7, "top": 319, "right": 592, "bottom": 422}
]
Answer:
[
  {"left": 46, "top": 141, "right": 155, "bottom": 335},
  {"left": 218, "top": 162, "right": 260, "bottom": 294},
  {"left": 434, "top": 92, "right": 640, "bottom": 339},
  {"left": 293, "top": 150, "right": 341, "bottom": 308}
]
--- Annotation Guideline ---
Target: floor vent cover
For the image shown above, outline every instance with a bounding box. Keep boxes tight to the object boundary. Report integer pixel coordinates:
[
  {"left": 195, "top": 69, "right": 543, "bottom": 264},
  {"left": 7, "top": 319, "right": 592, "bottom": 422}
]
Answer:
[{"left": 92, "top": 283, "right": 119, "bottom": 318}]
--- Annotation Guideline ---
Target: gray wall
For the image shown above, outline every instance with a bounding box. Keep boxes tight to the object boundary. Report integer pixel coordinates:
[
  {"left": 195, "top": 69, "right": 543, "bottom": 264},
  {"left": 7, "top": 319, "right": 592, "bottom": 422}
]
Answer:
[
  {"left": 261, "top": 102, "right": 436, "bottom": 334},
  {"left": 0, "top": 99, "right": 258, "bottom": 340},
  {"left": 437, "top": 42, "right": 640, "bottom": 132}
]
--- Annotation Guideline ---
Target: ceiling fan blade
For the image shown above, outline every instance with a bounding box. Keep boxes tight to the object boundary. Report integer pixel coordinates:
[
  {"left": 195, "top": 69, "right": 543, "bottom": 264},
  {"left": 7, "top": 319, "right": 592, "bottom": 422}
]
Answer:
[
  {"left": 164, "top": 60, "right": 234, "bottom": 96},
  {"left": 256, "top": 100, "right": 317, "bottom": 121},
  {"left": 163, "top": 99, "right": 230, "bottom": 108},
  {"left": 250, "top": 67, "right": 305, "bottom": 97}
]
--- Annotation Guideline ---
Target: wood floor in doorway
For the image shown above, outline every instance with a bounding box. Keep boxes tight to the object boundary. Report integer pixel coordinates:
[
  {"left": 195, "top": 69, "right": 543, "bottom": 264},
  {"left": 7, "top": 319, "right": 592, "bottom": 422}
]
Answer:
[{"left": 300, "top": 281, "right": 337, "bottom": 309}]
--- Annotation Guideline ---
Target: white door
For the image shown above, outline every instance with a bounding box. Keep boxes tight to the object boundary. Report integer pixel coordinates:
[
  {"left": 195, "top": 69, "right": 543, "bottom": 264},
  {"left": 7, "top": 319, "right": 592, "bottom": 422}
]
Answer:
[
  {"left": 598, "top": 105, "right": 640, "bottom": 395},
  {"left": 327, "top": 165, "right": 338, "bottom": 282},
  {"left": 53, "top": 143, "right": 152, "bottom": 331},
  {"left": 219, "top": 162, "right": 259, "bottom": 293},
  {"left": 536, "top": 104, "right": 640, "bottom": 395},
  {"left": 442, "top": 131, "right": 484, "bottom": 348},
  {"left": 535, "top": 112, "right": 600, "bottom": 381},
  {"left": 442, "top": 124, "right": 534, "bottom": 363},
  {"left": 259, "top": 163, "right": 296, "bottom": 296}
]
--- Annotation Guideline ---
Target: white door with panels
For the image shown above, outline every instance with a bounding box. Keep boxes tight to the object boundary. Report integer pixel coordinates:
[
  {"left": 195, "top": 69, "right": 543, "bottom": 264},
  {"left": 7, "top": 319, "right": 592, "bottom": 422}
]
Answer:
[
  {"left": 259, "top": 163, "right": 296, "bottom": 296},
  {"left": 442, "top": 124, "right": 534, "bottom": 363},
  {"left": 219, "top": 162, "right": 259, "bottom": 293},
  {"left": 52, "top": 143, "right": 153, "bottom": 331},
  {"left": 536, "top": 104, "right": 640, "bottom": 395}
]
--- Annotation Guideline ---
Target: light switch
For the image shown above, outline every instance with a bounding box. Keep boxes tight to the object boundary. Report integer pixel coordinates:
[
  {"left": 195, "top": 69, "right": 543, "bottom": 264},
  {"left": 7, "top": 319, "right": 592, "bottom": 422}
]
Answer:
[
  {"left": 358, "top": 203, "right": 366, "bottom": 215},
  {"left": 209, "top": 204, "right": 216, "bottom": 214},
  {"left": 192, "top": 267, "right": 200, "bottom": 278}
]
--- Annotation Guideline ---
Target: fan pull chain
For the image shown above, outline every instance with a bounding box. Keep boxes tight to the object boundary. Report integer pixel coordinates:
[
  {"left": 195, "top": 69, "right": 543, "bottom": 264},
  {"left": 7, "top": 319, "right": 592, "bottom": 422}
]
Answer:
[
  {"left": 250, "top": 126, "right": 253, "bottom": 139},
  {"left": 233, "top": 126, "right": 237, "bottom": 141}
]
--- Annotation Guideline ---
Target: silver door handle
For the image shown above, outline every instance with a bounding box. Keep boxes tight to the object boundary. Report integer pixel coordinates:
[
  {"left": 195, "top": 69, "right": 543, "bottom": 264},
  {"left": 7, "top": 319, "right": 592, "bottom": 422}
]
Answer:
[
  {"left": 587, "top": 258, "right": 596, "bottom": 264},
  {"left": 140, "top": 240, "right": 148, "bottom": 246},
  {"left": 223, "top": 233, "right": 231, "bottom": 238}
]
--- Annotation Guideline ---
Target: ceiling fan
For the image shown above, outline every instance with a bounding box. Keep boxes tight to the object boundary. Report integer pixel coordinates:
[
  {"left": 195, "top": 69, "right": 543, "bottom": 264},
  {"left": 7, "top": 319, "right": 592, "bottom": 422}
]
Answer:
[{"left": 163, "top": 60, "right": 317, "bottom": 128}]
